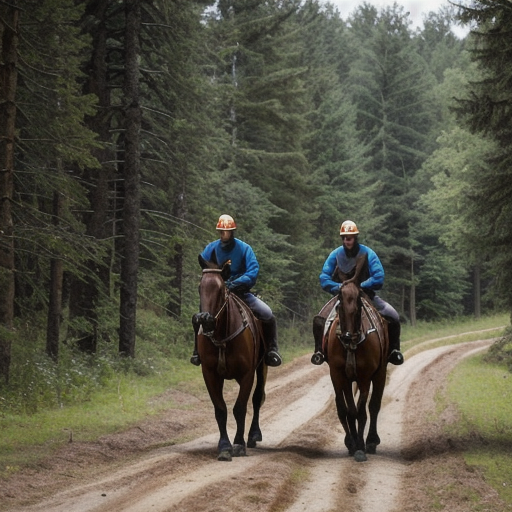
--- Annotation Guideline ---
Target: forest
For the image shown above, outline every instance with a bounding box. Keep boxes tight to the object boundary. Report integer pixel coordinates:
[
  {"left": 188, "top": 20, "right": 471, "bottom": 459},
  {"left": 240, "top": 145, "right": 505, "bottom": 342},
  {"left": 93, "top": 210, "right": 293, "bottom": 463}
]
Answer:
[{"left": 1, "top": 0, "right": 512, "bottom": 396}]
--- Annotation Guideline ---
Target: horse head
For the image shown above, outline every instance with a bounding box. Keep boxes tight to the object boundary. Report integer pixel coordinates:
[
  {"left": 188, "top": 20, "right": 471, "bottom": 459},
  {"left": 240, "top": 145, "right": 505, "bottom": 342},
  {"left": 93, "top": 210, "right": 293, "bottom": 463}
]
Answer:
[
  {"left": 336, "top": 253, "right": 368, "bottom": 345},
  {"left": 194, "top": 254, "right": 231, "bottom": 336}
]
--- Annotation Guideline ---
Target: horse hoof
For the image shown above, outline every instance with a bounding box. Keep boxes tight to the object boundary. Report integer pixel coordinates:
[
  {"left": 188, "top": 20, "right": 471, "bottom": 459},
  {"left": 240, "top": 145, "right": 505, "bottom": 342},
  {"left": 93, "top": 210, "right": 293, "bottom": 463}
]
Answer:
[
  {"left": 233, "top": 444, "right": 247, "bottom": 457},
  {"left": 247, "top": 431, "right": 262, "bottom": 448},
  {"left": 218, "top": 450, "right": 233, "bottom": 461},
  {"left": 366, "top": 443, "right": 377, "bottom": 454},
  {"left": 354, "top": 450, "right": 367, "bottom": 462}
]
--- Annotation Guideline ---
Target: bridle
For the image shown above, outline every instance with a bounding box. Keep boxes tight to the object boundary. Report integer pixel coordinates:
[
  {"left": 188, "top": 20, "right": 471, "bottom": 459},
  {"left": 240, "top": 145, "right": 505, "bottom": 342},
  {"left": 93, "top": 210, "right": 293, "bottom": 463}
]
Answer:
[
  {"left": 336, "top": 283, "right": 363, "bottom": 351},
  {"left": 200, "top": 269, "right": 248, "bottom": 346}
]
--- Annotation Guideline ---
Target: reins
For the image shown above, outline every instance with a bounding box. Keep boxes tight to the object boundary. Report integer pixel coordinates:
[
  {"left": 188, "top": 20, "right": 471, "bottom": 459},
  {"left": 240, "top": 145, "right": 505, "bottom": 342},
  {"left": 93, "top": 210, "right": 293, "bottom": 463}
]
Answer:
[
  {"left": 335, "top": 286, "right": 385, "bottom": 380},
  {"left": 336, "top": 285, "right": 363, "bottom": 350},
  {"left": 200, "top": 269, "right": 249, "bottom": 347}
]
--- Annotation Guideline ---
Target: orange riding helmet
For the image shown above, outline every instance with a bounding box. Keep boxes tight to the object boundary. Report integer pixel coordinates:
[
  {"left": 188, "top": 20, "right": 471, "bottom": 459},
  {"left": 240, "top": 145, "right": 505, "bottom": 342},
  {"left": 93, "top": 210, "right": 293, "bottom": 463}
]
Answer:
[
  {"left": 340, "top": 220, "right": 359, "bottom": 236},
  {"left": 216, "top": 214, "right": 237, "bottom": 231}
]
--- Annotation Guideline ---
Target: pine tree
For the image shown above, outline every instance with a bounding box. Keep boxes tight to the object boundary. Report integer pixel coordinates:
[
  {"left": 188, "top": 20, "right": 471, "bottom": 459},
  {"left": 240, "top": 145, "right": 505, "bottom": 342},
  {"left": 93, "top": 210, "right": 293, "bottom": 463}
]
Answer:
[
  {"left": 204, "top": 0, "right": 315, "bottom": 313},
  {"left": 0, "top": 1, "right": 19, "bottom": 384},
  {"left": 345, "top": 3, "right": 438, "bottom": 317},
  {"left": 454, "top": 0, "right": 512, "bottom": 313},
  {"left": 15, "top": 0, "right": 102, "bottom": 360},
  {"left": 136, "top": 0, "right": 224, "bottom": 319}
]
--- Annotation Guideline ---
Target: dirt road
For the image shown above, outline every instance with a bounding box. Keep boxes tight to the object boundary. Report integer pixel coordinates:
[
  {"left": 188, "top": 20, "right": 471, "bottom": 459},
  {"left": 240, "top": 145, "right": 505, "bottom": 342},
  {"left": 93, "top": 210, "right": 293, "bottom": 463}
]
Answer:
[{"left": 2, "top": 337, "right": 506, "bottom": 512}]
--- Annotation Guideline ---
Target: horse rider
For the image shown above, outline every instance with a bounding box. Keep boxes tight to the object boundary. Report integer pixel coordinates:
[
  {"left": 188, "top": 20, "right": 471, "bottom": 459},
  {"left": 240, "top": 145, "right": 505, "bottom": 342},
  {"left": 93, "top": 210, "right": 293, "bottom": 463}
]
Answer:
[
  {"left": 190, "top": 214, "right": 283, "bottom": 367},
  {"left": 311, "top": 220, "right": 404, "bottom": 366}
]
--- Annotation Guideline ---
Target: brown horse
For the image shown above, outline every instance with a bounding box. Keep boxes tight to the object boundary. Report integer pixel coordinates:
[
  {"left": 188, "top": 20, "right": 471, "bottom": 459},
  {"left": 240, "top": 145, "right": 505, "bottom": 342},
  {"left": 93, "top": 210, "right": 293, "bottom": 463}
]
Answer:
[
  {"left": 193, "top": 254, "right": 268, "bottom": 461},
  {"left": 326, "top": 252, "right": 389, "bottom": 462}
]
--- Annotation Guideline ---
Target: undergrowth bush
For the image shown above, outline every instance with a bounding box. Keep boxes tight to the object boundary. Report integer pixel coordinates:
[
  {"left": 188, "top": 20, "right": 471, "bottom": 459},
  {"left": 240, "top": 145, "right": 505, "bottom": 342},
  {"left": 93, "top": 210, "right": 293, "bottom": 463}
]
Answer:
[
  {"left": 1, "top": 308, "right": 193, "bottom": 416},
  {"left": 483, "top": 326, "right": 512, "bottom": 370},
  {"left": 5, "top": 304, "right": 503, "bottom": 420}
]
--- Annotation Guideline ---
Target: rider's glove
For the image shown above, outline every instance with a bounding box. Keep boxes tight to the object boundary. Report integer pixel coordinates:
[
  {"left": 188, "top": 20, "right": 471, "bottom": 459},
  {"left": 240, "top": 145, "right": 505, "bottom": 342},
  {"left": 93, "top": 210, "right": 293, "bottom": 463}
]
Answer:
[{"left": 331, "top": 283, "right": 343, "bottom": 295}]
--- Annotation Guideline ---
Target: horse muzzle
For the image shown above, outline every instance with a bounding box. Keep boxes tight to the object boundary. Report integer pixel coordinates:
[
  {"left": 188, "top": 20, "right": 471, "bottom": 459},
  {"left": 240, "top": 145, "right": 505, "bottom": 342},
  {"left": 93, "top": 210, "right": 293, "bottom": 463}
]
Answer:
[{"left": 194, "top": 312, "right": 216, "bottom": 336}]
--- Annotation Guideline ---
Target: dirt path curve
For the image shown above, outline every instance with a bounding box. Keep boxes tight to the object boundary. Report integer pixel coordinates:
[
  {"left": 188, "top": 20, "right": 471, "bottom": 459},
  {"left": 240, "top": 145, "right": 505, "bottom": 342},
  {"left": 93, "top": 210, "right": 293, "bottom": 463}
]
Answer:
[{"left": 4, "top": 338, "right": 496, "bottom": 512}]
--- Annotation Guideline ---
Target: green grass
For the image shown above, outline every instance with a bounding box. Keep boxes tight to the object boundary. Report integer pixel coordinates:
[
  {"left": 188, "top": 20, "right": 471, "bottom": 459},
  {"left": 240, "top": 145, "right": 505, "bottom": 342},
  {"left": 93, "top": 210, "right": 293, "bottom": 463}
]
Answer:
[
  {"left": 0, "top": 313, "right": 304, "bottom": 477},
  {"left": 0, "top": 358, "right": 206, "bottom": 474},
  {"left": 445, "top": 353, "right": 512, "bottom": 504},
  {"left": 0, "top": 310, "right": 510, "bottom": 490},
  {"left": 401, "top": 312, "right": 509, "bottom": 357}
]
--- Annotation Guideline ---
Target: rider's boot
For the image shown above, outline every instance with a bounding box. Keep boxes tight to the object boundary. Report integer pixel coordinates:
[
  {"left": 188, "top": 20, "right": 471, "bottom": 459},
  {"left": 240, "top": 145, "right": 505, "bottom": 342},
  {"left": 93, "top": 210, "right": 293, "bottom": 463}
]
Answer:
[
  {"left": 387, "top": 320, "right": 404, "bottom": 365},
  {"left": 262, "top": 315, "right": 282, "bottom": 367},
  {"left": 311, "top": 315, "right": 326, "bottom": 365},
  {"left": 190, "top": 315, "right": 201, "bottom": 366}
]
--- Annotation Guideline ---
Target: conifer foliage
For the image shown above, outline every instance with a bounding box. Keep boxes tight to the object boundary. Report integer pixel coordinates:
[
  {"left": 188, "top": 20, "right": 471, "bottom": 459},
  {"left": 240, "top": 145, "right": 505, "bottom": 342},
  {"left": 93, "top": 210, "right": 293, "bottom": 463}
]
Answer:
[
  {"left": 455, "top": 0, "right": 512, "bottom": 310},
  {"left": 1, "top": 0, "right": 511, "bottom": 385}
]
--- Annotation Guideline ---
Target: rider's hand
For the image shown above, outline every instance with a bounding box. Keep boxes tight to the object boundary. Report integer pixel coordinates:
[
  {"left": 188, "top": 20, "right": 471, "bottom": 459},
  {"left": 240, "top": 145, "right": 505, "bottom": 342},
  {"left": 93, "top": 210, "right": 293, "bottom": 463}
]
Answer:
[{"left": 226, "top": 280, "right": 238, "bottom": 291}]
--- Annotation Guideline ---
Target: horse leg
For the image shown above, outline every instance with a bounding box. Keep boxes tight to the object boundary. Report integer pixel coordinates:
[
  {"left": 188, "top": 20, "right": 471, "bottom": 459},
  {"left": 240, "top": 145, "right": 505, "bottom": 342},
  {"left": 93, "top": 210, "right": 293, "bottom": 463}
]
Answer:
[
  {"left": 231, "top": 371, "right": 255, "bottom": 457},
  {"left": 330, "top": 370, "right": 356, "bottom": 455},
  {"left": 335, "top": 393, "right": 357, "bottom": 455},
  {"left": 344, "top": 384, "right": 361, "bottom": 457},
  {"left": 248, "top": 362, "right": 267, "bottom": 448},
  {"left": 214, "top": 406, "right": 233, "bottom": 461},
  {"left": 354, "top": 384, "right": 370, "bottom": 462},
  {"left": 366, "top": 370, "right": 386, "bottom": 454},
  {"left": 203, "top": 370, "right": 232, "bottom": 461}
]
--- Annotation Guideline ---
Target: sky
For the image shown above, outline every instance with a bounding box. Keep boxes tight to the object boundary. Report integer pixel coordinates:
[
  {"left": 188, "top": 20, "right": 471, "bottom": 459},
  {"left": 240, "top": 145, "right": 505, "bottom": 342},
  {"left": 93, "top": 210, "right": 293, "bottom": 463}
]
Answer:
[{"left": 322, "top": 0, "right": 470, "bottom": 37}]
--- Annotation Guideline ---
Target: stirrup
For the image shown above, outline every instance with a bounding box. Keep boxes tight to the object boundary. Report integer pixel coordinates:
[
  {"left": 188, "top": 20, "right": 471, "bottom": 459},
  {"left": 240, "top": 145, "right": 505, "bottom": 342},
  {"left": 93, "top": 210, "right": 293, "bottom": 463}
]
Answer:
[
  {"left": 311, "top": 351, "right": 325, "bottom": 365},
  {"left": 190, "top": 353, "right": 201, "bottom": 366},
  {"left": 388, "top": 349, "right": 404, "bottom": 366},
  {"left": 265, "top": 350, "right": 282, "bottom": 367}
]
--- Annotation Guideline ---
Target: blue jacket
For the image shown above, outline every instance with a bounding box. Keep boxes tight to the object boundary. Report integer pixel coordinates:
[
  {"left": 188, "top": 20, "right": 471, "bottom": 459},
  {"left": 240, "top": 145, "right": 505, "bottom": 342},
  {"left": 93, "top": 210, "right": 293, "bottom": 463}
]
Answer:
[
  {"left": 319, "top": 244, "right": 384, "bottom": 295},
  {"left": 201, "top": 238, "right": 259, "bottom": 291}
]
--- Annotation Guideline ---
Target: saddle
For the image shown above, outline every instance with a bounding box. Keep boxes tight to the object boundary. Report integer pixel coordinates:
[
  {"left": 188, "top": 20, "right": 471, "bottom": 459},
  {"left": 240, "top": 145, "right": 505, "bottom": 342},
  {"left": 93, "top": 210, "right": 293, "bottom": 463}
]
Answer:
[{"left": 230, "top": 292, "right": 264, "bottom": 346}]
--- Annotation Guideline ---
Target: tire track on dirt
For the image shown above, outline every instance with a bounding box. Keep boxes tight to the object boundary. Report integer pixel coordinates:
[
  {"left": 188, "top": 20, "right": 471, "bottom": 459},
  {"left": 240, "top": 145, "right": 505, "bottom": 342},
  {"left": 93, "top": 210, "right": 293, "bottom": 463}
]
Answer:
[
  {"left": 280, "top": 339, "right": 494, "bottom": 512},
  {"left": 13, "top": 339, "right": 494, "bottom": 512},
  {"left": 18, "top": 365, "right": 333, "bottom": 512}
]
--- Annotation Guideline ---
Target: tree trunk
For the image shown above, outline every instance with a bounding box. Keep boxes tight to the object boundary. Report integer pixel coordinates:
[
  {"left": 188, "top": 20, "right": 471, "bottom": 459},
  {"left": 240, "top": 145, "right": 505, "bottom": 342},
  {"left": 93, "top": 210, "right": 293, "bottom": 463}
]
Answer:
[
  {"left": 409, "top": 253, "right": 416, "bottom": 327},
  {"left": 0, "top": 3, "right": 19, "bottom": 385},
  {"left": 473, "top": 264, "right": 481, "bottom": 319},
  {"left": 119, "top": 0, "right": 141, "bottom": 357},
  {"left": 68, "top": 0, "right": 116, "bottom": 353},
  {"left": 167, "top": 188, "right": 185, "bottom": 317},
  {"left": 46, "top": 182, "right": 64, "bottom": 362}
]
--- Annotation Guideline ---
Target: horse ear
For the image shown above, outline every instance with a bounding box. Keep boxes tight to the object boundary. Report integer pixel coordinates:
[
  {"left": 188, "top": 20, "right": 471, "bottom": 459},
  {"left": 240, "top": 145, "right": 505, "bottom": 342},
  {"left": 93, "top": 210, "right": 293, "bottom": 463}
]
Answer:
[
  {"left": 199, "top": 253, "right": 221, "bottom": 270},
  {"left": 198, "top": 254, "right": 208, "bottom": 269},
  {"left": 221, "top": 260, "right": 231, "bottom": 280}
]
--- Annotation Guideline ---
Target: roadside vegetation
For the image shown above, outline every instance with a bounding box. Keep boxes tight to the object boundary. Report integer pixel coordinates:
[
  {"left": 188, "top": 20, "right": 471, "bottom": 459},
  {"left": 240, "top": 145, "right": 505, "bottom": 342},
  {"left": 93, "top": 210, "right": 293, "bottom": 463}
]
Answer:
[
  {"left": 441, "top": 320, "right": 512, "bottom": 507},
  {"left": 1, "top": 311, "right": 509, "bottom": 482}
]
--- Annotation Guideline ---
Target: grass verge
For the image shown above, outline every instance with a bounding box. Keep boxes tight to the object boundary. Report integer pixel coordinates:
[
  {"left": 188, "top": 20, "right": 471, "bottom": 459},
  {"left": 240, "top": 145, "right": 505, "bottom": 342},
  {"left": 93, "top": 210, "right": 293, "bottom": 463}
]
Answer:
[
  {"left": 0, "top": 358, "right": 205, "bottom": 476},
  {"left": 0, "top": 311, "right": 509, "bottom": 485},
  {"left": 401, "top": 312, "right": 509, "bottom": 355},
  {"left": 445, "top": 351, "right": 512, "bottom": 505}
]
